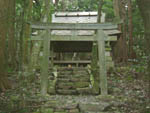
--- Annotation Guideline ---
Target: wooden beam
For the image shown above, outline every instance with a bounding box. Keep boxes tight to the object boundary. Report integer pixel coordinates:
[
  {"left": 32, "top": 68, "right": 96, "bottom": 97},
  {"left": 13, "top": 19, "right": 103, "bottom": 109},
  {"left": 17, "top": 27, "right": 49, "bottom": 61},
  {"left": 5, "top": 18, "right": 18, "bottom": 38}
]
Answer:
[
  {"left": 54, "top": 60, "right": 91, "bottom": 64},
  {"left": 32, "top": 31, "right": 45, "bottom": 40},
  {"left": 41, "top": 30, "right": 50, "bottom": 95},
  {"left": 97, "top": 30, "right": 108, "bottom": 95},
  {"left": 50, "top": 44, "right": 54, "bottom": 67},
  {"left": 31, "top": 23, "right": 118, "bottom": 30},
  {"left": 53, "top": 57, "right": 112, "bottom": 64},
  {"left": 31, "top": 35, "right": 117, "bottom": 41},
  {"left": 53, "top": 60, "right": 114, "bottom": 69}
]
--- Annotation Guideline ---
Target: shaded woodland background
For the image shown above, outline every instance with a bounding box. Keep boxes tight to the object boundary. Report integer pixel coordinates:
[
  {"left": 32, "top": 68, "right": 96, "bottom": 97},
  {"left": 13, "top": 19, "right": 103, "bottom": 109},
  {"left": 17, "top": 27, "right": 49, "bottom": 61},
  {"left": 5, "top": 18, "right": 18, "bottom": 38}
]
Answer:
[{"left": 0, "top": 0, "right": 150, "bottom": 112}]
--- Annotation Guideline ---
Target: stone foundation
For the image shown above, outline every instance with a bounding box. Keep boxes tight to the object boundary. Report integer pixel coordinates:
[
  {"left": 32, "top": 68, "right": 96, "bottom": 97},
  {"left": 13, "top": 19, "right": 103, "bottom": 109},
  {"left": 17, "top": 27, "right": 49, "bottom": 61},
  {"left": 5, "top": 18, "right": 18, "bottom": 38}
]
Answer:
[{"left": 34, "top": 95, "right": 118, "bottom": 113}]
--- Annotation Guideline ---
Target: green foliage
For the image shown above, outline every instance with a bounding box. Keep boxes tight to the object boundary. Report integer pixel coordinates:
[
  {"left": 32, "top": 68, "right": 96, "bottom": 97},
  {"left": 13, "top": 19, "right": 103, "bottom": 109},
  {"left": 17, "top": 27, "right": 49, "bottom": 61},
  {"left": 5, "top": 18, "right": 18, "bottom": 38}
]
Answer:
[
  {"left": 78, "top": 0, "right": 98, "bottom": 11},
  {"left": 132, "top": 2, "right": 144, "bottom": 37},
  {"left": 32, "top": 1, "right": 55, "bottom": 21},
  {"left": 7, "top": 67, "right": 14, "bottom": 73},
  {"left": 32, "top": 1, "right": 43, "bottom": 21},
  {"left": 56, "top": 0, "right": 98, "bottom": 11},
  {"left": 132, "top": 64, "right": 147, "bottom": 73},
  {"left": 132, "top": 0, "right": 145, "bottom": 57},
  {"left": 102, "top": 0, "right": 115, "bottom": 21}
]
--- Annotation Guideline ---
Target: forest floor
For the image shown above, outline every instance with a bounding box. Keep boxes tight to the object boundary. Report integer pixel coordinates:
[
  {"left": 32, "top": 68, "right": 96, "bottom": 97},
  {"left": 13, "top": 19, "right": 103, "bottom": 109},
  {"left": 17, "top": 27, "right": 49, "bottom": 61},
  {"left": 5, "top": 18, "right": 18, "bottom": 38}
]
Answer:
[{"left": 0, "top": 63, "right": 149, "bottom": 113}]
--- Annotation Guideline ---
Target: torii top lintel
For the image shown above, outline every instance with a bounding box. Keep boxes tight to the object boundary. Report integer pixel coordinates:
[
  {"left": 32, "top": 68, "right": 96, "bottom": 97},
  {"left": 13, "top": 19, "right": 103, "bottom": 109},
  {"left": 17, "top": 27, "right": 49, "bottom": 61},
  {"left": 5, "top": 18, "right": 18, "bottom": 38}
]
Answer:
[{"left": 31, "top": 22, "right": 118, "bottom": 30}]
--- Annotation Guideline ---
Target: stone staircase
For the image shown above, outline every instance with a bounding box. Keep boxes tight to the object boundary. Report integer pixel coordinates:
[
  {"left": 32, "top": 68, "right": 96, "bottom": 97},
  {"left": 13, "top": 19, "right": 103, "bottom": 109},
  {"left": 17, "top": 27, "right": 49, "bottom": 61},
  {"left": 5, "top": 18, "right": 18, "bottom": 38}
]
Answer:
[{"left": 56, "top": 67, "right": 92, "bottom": 95}]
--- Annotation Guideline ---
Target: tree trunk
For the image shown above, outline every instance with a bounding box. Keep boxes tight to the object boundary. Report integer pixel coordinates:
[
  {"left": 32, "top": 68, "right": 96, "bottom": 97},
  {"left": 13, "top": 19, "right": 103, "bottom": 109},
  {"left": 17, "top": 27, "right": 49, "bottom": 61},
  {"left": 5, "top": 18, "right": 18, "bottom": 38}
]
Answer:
[
  {"left": 23, "top": 0, "right": 33, "bottom": 65},
  {"left": 18, "top": 0, "right": 28, "bottom": 72},
  {"left": 128, "top": 0, "right": 133, "bottom": 58},
  {"left": 0, "top": 0, "right": 11, "bottom": 91},
  {"left": 121, "top": 0, "right": 128, "bottom": 62},
  {"left": 113, "top": 0, "right": 128, "bottom": 62},
  {"left": 113, "top": 0, "right": 120, "bottom": 18},
  {"left": 55, "top": 0, "right": 60, "bottom": 9},
  {"left": 8, "top": 0, "right": 16, "bottom": 69},
  {"left": 97, "top": 0, "right": 104, "bottom": 23},
  {"left": 137, "top": 0, "right": 150, "bottom": 103},
  {"left": 61, "top": 0, "right": 67, "bottom": 11}
]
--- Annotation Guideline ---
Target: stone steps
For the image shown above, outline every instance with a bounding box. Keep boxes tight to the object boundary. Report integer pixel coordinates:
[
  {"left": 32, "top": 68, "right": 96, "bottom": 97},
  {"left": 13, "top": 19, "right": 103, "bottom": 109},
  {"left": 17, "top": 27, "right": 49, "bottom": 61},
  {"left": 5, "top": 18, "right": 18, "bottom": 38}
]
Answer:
[{"left": 56, "top": 67, "right": 91, "bottom": 95}]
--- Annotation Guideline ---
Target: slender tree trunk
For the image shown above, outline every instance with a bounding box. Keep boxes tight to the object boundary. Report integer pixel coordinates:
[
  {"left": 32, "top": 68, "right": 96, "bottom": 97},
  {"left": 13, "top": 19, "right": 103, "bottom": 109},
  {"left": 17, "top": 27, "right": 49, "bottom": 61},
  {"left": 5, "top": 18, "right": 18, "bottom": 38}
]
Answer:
[
  {"left": 121, "top": 0, "right": 128, "bottom": 61},
  {"left": 113, "top": 0, "right": 120, "bottom": 18},
  {"left": 61, "top": 0, "right": 67, "bottom": 11},
  {"left": 8, "top": 0, "right": 16, "bottom": 69},
  {"left": 19, "top": 1, "right": 26, "bottom": 73},
  {"left": 55, "top": 0, "right": 60, "bottom": 9},
  {"left": 137, "top": 0, "right": 150, "bottom": 104},
  {"left": 128, "top": 0, "right": 133, "bottom": 58},
  {"left": 97, "top": 0, "right": 104, "bottom": 23},
  {"left": 0, "top": 0, "right": 11, "bottom": 91},
  {"left": 23, "top": 0, "right": 33, "bottom": 65},
  {"left": 128, "top": 0, "right": 137, "bottom": 59}
]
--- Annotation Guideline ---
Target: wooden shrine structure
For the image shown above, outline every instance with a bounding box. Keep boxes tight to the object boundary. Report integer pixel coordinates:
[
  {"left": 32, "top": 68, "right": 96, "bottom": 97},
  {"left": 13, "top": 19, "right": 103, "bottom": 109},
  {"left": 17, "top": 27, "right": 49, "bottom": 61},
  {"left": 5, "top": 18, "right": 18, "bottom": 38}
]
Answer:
[
  {"left": 51, "top": 12, "right": 120, "bottom": 68},
  {"left": 30, "top": 12, "right": 121, "bottom": 95}
]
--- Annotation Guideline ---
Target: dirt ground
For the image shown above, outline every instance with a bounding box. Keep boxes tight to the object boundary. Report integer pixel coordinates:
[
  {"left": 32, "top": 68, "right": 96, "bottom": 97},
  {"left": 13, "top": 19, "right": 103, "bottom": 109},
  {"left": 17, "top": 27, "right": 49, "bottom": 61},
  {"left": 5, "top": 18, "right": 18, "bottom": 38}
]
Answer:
[{"left": 0, "top": 64, "right": 149, "bottom": 113}]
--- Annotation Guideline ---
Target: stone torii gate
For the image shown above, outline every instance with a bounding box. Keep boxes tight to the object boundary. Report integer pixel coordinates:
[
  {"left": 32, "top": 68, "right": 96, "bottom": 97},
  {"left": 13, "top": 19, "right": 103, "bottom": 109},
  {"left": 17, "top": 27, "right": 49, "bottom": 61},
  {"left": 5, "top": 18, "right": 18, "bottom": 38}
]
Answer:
[{"left": 30, "top": 22, "right": 118, "bottom": 95}]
